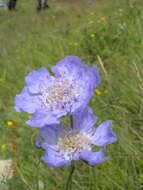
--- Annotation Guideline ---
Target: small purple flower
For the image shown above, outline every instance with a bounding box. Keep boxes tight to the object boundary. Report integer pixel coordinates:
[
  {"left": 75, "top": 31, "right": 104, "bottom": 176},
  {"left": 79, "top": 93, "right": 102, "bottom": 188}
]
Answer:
[
  {"left": 15, "top": 56, "right": 100, "bottom": 127},
  {"left": 36, "top": 107, "right": 117, "bottom": 167}
]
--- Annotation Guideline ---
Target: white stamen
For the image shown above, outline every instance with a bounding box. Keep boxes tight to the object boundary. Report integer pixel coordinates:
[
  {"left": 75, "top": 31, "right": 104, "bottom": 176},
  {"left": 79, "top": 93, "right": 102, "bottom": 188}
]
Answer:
[
  {"left": 57, "top": 131, "right": 91, "bottom": 160},
  {"left": 39, "top": 78, "right": 80, "bottom": 110}
]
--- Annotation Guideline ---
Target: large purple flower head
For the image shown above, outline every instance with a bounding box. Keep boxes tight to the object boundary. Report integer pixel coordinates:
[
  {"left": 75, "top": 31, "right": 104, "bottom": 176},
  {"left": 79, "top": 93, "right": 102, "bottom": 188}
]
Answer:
[
  {"left": 36, "top": 107, "right": 117, "bottom": 167},
  {"left": 15, "top": 56, "right": 100, "bottom": 127}
]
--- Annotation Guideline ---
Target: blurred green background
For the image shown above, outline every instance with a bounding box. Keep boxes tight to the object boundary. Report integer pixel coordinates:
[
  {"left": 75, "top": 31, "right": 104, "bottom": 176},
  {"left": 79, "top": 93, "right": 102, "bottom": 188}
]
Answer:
[{"left": 0, "top": 0, "right": 143, "bottom": 189}]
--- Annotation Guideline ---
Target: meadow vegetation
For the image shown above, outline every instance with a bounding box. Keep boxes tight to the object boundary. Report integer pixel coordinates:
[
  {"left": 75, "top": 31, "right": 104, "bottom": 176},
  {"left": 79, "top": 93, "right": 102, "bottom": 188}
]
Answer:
[{"left": 0, "top": 0, "right": 143, "bottom": 189}]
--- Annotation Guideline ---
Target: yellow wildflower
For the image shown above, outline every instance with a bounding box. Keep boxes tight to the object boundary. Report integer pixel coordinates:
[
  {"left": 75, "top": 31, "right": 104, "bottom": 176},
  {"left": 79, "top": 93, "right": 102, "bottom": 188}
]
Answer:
[
  {"left": 97, "top": 20, "right": 101, "bottom": 23},
  {"left": 95, "top": 89, "right": 102, "bottom": 95},
  {"left": 1, "top": 144, "right": 7, "bottom": 151},
  {"left": 7, "top": 121, "right": 14, "bottom": 126},
  {"left": 73, "top": 42, "right": 79, "bottom": 46},
  {"left": 100, "top": 16, "right": 107, "bottom": 21},
  {"left": 97, "top": 16, "right": 107, "bottom": 23},
  {"left": 90, "top": 12, "right": 95, "bottom": 16},
  {"left": 0, "top": 78, "right": 5, "bottom": 82},
  {"left": 90, "top": 34, "right": 96, "bottom": 38},
  {"left": 88, "top": 20, "right": 94, "bottom": 24},
  {"left": 104, "top": 90, "right": 108, "bottom": 94},
  {"left": 68, "top": 42, "right": 73, "bottom": 46}
]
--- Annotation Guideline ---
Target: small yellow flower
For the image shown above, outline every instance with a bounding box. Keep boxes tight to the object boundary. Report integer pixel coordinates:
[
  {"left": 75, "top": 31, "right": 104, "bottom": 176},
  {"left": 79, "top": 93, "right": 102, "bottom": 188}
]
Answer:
[
  {"left": 7, "top": 121, "right": 14, "bottom": 126},
  {"left": 1, "top": 144, "right": 7, "bottom": 151},
  {"left": 90, "top": 34, "right": 96, "bottom": 38},
  {"left": 104, "top": 90, "right": 108, "bottom": 94},
  {"left": 97, "top": 19, "right": 101, "bottom": 23},
  {"left": 90, "top": 12, "right": 95, "bottom": 16},
  {"left": 73, "top": 42, "right": 79, "bottom": 46},
  {"left": 0, "top": 78, "right": 5, "bottom": 82},
  {"left": 88, "top": 20, "right": 94, "bottom": 24},
  {"left": 68, "top": 42, "right": 73, "bottom": 46},
  {"left": 95, "top": 89, "right": 102, "bottom": 95},
  {"left": 97, "top": 16, "right": 107, "bottom": 23},
  {"left": 100, "top": 16, "right": 107, "bottom": 21}
]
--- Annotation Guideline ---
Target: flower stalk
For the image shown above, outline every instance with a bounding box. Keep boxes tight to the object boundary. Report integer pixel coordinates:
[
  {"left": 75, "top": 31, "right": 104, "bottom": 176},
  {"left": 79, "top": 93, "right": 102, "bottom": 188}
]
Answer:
[
  {"left": 70, "top": 115, "right": 73, "bottom": 129},
  {"left": 65, "top": 163, "right": 75, "bottom": 190},
  {"left": 65, "top": 115, "right": 75, "bottom": 190}
]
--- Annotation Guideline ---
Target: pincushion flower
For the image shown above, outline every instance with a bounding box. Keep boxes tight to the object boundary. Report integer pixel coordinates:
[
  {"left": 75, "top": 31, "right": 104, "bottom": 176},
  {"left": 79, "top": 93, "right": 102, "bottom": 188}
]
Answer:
[
  {"left": 15, "top": 56, "right": 100, "bottom": 127},
  {"left": 36, "top": 107, "right": 117, "bottom": 167}
]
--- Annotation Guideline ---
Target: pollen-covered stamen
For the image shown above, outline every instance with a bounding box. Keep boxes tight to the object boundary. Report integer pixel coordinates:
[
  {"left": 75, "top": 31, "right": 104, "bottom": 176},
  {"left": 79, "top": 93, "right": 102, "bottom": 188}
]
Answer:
[
  {"left": 57, "top": 131, "right": 91, "bottom": 159},
  {"left": 40, "top": 78, "right": 80, "bottom": 109}
]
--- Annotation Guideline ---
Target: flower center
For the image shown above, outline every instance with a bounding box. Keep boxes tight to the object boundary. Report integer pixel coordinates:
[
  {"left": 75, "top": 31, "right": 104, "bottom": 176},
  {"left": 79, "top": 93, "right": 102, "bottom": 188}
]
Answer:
[
  {"left": 40, "top": 78, "right": 80, "bottom": 110},
  {"left": 57, "top": 131, "right": 91, "bottom": 159}
]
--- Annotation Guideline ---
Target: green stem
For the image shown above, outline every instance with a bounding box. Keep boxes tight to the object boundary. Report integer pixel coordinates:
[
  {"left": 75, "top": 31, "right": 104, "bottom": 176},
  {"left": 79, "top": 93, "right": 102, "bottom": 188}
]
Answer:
[
  {"left": 65, "top": 163, "right": 75, "bottom": 190},
  {"left": 65, "top": 115, "right": 75, "bottom": 190},
  {"left": 70, "top": 115, "right": 73, "bottom": 129}
]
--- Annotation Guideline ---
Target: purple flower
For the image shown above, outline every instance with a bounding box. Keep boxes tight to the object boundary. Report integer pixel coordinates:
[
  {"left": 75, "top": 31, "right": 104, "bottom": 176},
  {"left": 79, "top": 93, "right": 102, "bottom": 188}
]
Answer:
[
  {"left": 15, "top": 56, "right": 100, "bottom": 127},
  {"left": 36, "top": 107, "right": 117, "bottom": 167}
]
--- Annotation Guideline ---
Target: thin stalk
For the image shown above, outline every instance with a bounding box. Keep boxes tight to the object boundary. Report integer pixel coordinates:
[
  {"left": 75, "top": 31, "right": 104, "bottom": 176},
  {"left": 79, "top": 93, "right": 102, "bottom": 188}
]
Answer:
[
  {"left": 65, "top": 115, "right": 75, "bottom": 190},
  {"left": 65, "top": 163, "right": 75, "bottom": 190},
  {"left": 70, "top": 115, "right": 73, "bottom": 129}
]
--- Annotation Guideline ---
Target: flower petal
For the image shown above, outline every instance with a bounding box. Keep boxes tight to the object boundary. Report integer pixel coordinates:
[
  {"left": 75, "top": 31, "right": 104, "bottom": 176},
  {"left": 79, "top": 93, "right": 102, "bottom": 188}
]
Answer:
[
  {"left": 38, "top": 124, "right": 63, "bottom": 145},
  {"left": 41, "top": 147, "right": 71, "bottom": 168},
  {"left": 70, "top": 92, "right": 92, "bottom": 114},
  {"left": 15, "top": 87, "right": 40, "bottom": 114},
  {"left": 52, "top": 56, "right": 100, "bottom": 84},
  {"left": 52, "top": 56, "right": 84, "bottom": 77},
  {"left": 92, "top": 120, "right": 117, "bottom": 146},
  {"left": 26, "top": 109, "right": 60, "bottom": 127},
  {"left": 25, "top": 68, "right": 50, "bottom": 94},
  {"left": 80, "top": 147, "right": 109, "bottom": 165},
  {"left": 72, "top": 107, "right": 98, "bottom": 132},
  {"left": 25, "top": 68, "right": 49, "bottom": 86}
]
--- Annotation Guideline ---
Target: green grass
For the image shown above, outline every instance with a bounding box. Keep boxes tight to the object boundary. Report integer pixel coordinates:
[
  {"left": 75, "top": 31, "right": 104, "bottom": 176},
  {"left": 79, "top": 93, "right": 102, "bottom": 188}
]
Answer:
[{"left": 0, "top": 0, "right": 143, "bottom": 189}]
